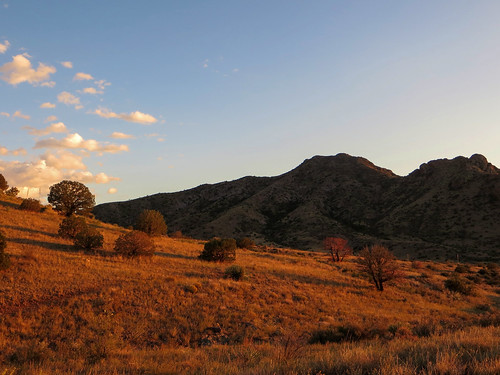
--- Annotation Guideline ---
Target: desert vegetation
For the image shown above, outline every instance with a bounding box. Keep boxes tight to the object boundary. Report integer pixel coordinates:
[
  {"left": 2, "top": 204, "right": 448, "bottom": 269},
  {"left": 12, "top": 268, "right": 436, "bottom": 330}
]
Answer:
[
  {"left": 135, "top": 209, "right": 167, "bottom": 236},
  {"left": 0, "top": 194, "right": 499, "bottom": 374}
]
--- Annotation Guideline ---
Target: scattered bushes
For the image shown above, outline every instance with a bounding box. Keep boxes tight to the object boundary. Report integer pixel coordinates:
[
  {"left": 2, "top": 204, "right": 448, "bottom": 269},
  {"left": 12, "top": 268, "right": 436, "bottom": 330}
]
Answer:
[
  {"left": 445, "top": 274, "right": 474, "bottom": 295},
  {"left": 19, "top": 198, "right": 43, "bottom": 212},
  {"left": 224, "top": 265, "right": 245, "bottom": 280},
  {"left": 199, "top": 238, "right": 236, "bottom": 262},
  {"left": 0, "top": 230, "right": 10, "bottom": 271},
  {"left": 236, "top": 237, "right": 255, "bottom": 249},
  {"left": 135, "top": 209, "right": 167, "bottom": 236},
  {"left": 114, "top": 230, "right": 155, "bottom": 257},
  {"left": 58, "top": 216, "right": 88, "bottom": 239},
  {"left": 74, "top": 227, "right": 104, "bottom": 252}
]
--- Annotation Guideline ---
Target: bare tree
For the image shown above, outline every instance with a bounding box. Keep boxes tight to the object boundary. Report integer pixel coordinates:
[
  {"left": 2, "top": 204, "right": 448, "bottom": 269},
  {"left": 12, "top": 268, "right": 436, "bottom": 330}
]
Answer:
[
  {"left": 358, "top": 245, "right": 401, "bottom": 291},
  {"left": 324, "top": 237, "right": 352, "bottom": 262}
]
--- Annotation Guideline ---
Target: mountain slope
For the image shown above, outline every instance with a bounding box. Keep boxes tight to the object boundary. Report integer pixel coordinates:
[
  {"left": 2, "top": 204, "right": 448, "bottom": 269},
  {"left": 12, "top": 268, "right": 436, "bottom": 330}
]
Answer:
[{"left": 94, "top": 153, "right": 500, "bottom": 261}]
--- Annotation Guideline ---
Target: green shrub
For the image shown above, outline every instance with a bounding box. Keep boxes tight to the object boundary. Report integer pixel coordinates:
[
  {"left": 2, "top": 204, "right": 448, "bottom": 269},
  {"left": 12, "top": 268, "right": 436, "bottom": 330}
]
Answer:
[
  {"left": 114, "top": 231, "right": 155, "bottom": 257},
  {"left": 74, "top": 227, "right": 104, "bottom": 251},
  {"left": 224, "top": 265, "right": 245, "bottom": 280},
  {"left": 236, "top": 237, "right": 255, "bottom": 249},
  {"left": 19, "top": 198, "right": 43, "bottom": 212},
  {"left": 58, "top": 216, "right": 88, "bottom": 239},
  {"left": 199, "top": 238, "right": 236, "bottom": 262},
  {"left": 135, "top": 209, "right": 167, "bottom": 236},
  {"left": 444, "top": 275, "right": 474, "bottom": 295}
]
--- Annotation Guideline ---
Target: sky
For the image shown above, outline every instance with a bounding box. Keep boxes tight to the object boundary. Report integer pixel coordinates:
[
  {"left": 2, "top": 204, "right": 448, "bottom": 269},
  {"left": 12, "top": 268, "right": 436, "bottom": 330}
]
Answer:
[{"left": 1, "top": 1, "right": 500, "bottom": 204}]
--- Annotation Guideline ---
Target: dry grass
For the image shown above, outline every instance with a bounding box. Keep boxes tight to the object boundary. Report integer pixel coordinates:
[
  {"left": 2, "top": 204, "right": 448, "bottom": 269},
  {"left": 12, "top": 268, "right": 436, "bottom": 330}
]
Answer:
[{"left": 0, "top": 195, "right": 498, "bottom": 374}]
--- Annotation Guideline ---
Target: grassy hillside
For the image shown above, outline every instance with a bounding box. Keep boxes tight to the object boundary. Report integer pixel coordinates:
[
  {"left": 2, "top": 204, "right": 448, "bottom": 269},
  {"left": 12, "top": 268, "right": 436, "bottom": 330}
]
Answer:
[{"left": 0, "top": 195, "right": 499, "bottom": 374}]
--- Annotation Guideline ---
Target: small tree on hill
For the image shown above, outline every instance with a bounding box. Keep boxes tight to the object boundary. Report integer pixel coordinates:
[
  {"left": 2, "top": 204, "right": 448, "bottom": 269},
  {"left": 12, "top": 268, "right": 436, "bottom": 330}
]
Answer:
[
  {"left": 5, "top": 187, "right": 19, "bottom": 197},
  {"left": 114, "top": 231, "right": 155, "bottom": 257},
  {"left": 0, "top": 174, "right": 8, "bottom": 192},
  {"left": 199, "top": 238, "right": 237, "bottom": 262},
  {"left": 58, "top": 216, "right": 88, "bottom": 239},
  {"left": 73, "top": 227, "right": 103, "bottom": 252},
  {"left": 135, "top": 209, "right": 167, "bottom": 236},
  {"left": 48, "top": 180, "right": 95, "bottom": 217},
  {"left": 324, "top": 237, "right": 352, "bottom": 262},
  {"left": 358, "top": 245, "right": 401, "bottom": 291}
]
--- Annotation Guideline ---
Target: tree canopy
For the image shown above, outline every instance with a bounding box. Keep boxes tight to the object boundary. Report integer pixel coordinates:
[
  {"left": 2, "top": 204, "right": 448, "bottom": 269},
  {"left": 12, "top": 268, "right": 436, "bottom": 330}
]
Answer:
[
  {"left": 47, "top": 180, "right": 95, "bottom": 217},
  {"left": 0, "top": 174, "right": 8, "bottom": 192}
]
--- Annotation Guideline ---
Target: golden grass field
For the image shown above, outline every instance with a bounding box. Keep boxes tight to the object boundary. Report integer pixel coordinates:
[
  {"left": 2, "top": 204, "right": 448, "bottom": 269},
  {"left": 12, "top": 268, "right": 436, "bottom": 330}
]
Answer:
[{"left": 0, "top": 195, "right": 499, "bottom": 374}]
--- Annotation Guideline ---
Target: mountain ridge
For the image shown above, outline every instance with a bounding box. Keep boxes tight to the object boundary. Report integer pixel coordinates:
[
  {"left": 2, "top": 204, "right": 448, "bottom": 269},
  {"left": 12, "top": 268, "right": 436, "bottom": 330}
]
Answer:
[{"left": 94, "top": 153, "right": 500, "bottom": 261}]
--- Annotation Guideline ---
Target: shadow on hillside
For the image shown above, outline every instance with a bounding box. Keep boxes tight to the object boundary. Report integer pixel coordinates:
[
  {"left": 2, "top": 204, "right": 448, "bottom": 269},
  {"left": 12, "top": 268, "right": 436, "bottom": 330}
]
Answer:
[
  {"left": 0, "top": 200, "right": 19, "bottom": 209},
  {"left": 268, "top": 269, "right": 353, "bottom": 288},
  {"left": 8, "top": 237, "right": 76, "bottom": 253},
  {"left": 155, "top": 251, "right": 195, "bottom": 260},
  {"left": 0, "top": 225, "right": 59, "bottom": 239}
]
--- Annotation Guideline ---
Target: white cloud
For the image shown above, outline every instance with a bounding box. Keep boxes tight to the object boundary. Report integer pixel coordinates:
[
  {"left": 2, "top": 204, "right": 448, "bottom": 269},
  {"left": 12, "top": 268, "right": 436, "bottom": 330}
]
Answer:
[
  {"left": 73, "top": 72, "right": 93, "bottom": 81},
  {"left": 40, "top": 81, "right": 56, "bottom": 88},
  {"left": 12, "top": 110, "right": 30, "bottom": 120},
  {"left": 40, "top": 102, "right": 56, "bottom": 109},
  {"left": 27, "top": 122, "right": 68, "bottom": 136},
  {"left": 44, "top": 115, "right": 58, "bottom": 123},
  {"left": 57, "top": 91, "right": 81, "bottom": 108},
  {"left": 41, "top": 150, "right": 86, "bottom": 170},
  {"left": 0, "top": 146, "right": 8, "bottom": 155},
  {"left": 111, "top": 132, "right": 135, "bottom": 139},
  {"left": 108, "top": 187, "right": 118, "bottom": 194},
  {"left": 0, "top": 40, "right": 10, "bottom": 54},
  {"left": 0, "top": 54, "right": 56, "bottom": 86},
  {"left": 1, "top": 112, "right": 10, "bottom": 117},
  {"left": 0, "top": 145, "right": 27, "bottom": 156},
  {"left": 94, "top": 79, "right": 111, "bottom": 90},
  {"left": 82, "top": 87, "right": 103, "bottom": 95},
  {"left": 93, "top": 108, "right": 158, "bottom": 125},
  {"left": 232, "top": 68, "right": 239, "bottom": 73},
  {"left": 61, "top": 61, "right": 73, "bottom": 69},
  {"left": 95, "top": 172, "right": 120, "bottom": 184},
  {"left": 34, "top": 133, "right": 129, "bottom": 154}
]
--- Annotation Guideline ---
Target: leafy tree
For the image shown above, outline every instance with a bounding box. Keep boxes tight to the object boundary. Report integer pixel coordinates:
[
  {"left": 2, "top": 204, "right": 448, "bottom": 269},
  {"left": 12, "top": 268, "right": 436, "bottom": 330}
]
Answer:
[
  {"left": 135, "top": 209, "right": 167, "bottom": 236},
  {"left": 0, "top": 174, "right": 8, "bottom": 192},
  {"left": 114, "top": 231, "right": 155, "bottom": 257},
  {"left": 358, "top": 245, "right": 401, "bottom": 291},
  {"left": 199, "top": 238, "right": 236, "bottom": 262},
  {"left": 48, "top": 180, "right": 95, "bottom": 217},
  {"left": 73, "top": 227, "right": 103, "bottom": 251},
  {"left": 58, "top": 216, "right": 88, "bottom": 239},
  {"left": 324, "top": 237, "right": 352, "bottom": 262},
  {"left": 5, "top": 187, "right": 19, "bottom": 197}
]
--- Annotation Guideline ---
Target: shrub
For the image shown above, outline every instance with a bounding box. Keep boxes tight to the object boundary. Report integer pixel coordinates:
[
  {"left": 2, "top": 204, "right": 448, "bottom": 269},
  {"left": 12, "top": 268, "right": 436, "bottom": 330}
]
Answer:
[
  {"left": 114, "top": 231, "right": 155, "bottom": 257},
  {"left": 236, "top": 237, "right": 255, "bottom": 249},
  {"left": 19, "top": 198, "right": 43, "bottom": 212},
  {"left": 135, "top": 209, "right": 167, "bottom": 236},
  {"left": 170, "top": 230, "right": 183, "bottom": 238},
  {"left": 0, "top": 173, "right": 8, "bottom": 191},
  {"left": 454, "top": 264, "right": 470, "bottom": 273},
  {"left": 309, "top": 325, "right": 367, "bottom": 344},
  {"left": 0, "top": 231, "right": 10, "bottom": 271},
  {"left": 74, "top": 227, "right": 104, "bottom": 251},
  {"left": 444, "top": 275, "right": 474, "bottom": 295},
  {"left": 5, "top": 187, "right": 19, "bottom": 197},
  {"left": 58, "top": 216, "right": 88, "bottom": 239},
  {"left": 199, "top": 238, "right": 236, "bottom": 262},
  {"left": 224, "top": 265, "right": 245, "bottom": 280}
]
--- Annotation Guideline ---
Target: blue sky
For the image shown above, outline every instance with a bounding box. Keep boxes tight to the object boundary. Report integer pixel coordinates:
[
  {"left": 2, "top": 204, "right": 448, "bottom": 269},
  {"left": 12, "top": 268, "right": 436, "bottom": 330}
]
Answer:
[{"left": 1, "top": 1, "right": 499, "bottom": 203}]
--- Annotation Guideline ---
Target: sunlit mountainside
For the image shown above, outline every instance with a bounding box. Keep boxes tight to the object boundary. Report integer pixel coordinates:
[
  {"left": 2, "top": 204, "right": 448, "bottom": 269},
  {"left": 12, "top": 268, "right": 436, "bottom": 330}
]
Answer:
[
  {"left": 0, "top": 192, "right": 499, "bottom": 374},
  {"left": 95, "top": 153, "right": 500, "bottom": 262}
]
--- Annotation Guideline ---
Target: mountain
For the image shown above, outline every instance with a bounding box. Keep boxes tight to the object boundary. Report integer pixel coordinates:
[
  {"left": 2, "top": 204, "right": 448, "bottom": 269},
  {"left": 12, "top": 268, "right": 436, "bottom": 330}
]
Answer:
[{"left": 93, "top": 153, "right": 500, "bottom": 261}]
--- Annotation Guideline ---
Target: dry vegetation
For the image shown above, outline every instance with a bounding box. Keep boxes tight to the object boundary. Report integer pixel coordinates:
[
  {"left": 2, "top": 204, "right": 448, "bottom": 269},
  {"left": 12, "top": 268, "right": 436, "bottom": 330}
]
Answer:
[{"left": 0, "top": 195, "right": 499, "bottom": 374}]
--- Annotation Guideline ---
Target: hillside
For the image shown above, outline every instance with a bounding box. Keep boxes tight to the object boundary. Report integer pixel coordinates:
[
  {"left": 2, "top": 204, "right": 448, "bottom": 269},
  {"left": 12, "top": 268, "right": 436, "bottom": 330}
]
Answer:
[
  {"left": 0, "top": 194, "right": 499, "bottom": 374},
  {"left": 94, "top": 153, "right": 500, "bottom": 262}
]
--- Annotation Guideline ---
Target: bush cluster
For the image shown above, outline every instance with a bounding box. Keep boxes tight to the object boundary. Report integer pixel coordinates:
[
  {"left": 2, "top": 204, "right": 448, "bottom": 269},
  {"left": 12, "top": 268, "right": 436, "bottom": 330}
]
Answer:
[
  {"left": 58, "top": 216, "right": 88, "bottom": 239},
  {"left": 5, "top": 187, "right": 19, "bottom": 197},
  {"left": 444, "top": 274, "right": 474, "bottom": 295},
  {"left": 114, "top": 231, "right": 155, "bottom": 257},
  {"left": 199, "top": 238, "right": 236, "bottom": 262},
  {"left": 0, "top": 230, "right": 11, "bottom": 271},
  {"left": 135, "top": 210, "right": 167, "bottom": 236},
  {"left": 74, "top": 227, "right": 104, "bottom": 252},
  {"left": 236, "top": 237, "right": 255, "bottom": 249},
  {"left": 19, "top": 198, "right": 43, "bottom": 212}
]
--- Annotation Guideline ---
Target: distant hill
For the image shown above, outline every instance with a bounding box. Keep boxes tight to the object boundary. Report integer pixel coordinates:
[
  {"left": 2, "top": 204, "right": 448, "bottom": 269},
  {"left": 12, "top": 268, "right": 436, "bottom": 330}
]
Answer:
[{"left": 94, "top": 153, "right": 500, "bottom": 261}]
